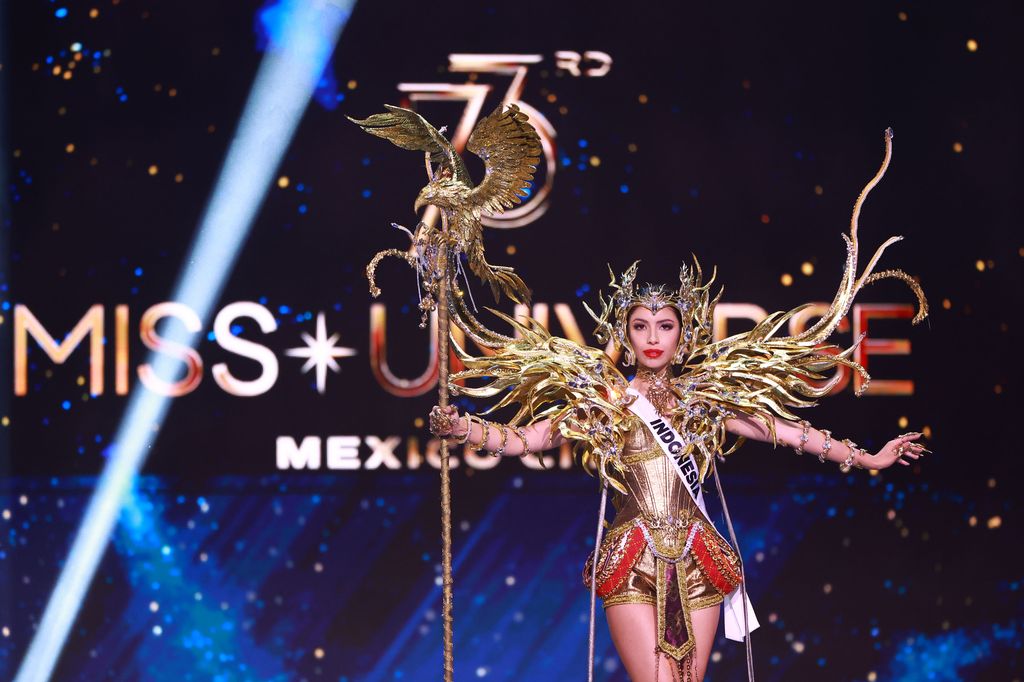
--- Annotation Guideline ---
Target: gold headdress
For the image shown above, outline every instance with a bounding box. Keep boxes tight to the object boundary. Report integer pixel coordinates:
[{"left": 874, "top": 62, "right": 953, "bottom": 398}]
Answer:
[{"left": 585, "top": 259, "right": 720, "bottom": 366}]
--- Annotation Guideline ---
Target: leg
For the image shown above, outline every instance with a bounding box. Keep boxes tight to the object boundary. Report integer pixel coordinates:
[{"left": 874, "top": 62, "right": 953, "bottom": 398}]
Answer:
[
  {"left": 688, "top": 603, "right": 720, "bottom": 681},
  {"left": 606, "top": 603, "right": 679, "bottom": 682},
  {"left": 607, "top": 602, "right": 722, "bottom": 682}
]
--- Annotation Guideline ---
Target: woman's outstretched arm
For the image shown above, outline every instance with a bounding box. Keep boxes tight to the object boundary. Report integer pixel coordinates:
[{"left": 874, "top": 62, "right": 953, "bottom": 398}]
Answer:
[
  {"left": 725, "top": 413, "right": 927, "bottom": 471},
  {"left": 429, "top": 405, "right": 566, "bottom": 456}
]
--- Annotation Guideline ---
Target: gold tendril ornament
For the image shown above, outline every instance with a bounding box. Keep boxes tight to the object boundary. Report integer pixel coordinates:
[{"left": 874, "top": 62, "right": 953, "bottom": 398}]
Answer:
[{"left": 351, "top": 103, "right": 542, "bottom": 682}]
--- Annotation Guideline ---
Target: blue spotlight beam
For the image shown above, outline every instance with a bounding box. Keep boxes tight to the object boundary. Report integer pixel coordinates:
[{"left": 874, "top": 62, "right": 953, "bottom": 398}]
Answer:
[{"left": 14, "top": 2, "right": 354, "bottom": 680}]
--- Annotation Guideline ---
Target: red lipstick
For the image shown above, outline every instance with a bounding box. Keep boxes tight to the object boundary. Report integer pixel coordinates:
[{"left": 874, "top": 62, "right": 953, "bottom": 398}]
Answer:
[{"left": 643, "top": 349, "right": 664, "bottom": 358}]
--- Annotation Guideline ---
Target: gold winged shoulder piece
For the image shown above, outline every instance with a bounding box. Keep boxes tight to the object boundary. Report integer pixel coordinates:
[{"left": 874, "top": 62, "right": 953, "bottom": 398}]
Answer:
[
  {"left": 450, "top": 128, "right": 928, "bottom": 490},
  {"left": 450, "top": 310, "right": 634, "bottom": 493}
]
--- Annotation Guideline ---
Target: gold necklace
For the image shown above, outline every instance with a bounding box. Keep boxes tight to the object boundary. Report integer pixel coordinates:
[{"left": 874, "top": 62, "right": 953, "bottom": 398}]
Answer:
[{"left": 636, "top": 366, "right": 675, "bottom": 416}]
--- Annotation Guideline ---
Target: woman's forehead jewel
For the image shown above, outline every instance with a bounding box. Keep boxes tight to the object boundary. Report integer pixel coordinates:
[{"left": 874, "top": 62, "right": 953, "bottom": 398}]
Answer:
[{"left": 628, "top": 306, "right": 680, "bottom": 323}]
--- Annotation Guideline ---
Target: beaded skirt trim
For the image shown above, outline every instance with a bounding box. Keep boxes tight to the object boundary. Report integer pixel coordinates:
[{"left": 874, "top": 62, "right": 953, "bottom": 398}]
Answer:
[{"left": 583, "top": 523, "right": 647, "bottom": 599}]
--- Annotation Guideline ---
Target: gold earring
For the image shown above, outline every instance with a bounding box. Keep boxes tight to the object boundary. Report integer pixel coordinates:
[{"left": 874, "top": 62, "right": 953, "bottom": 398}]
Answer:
[{"left": 623, "top": 346, "right": 635, "bottom": 367}]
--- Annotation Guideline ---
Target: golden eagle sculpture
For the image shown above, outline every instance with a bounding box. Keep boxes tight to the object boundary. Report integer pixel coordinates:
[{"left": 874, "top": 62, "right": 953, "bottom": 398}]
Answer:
[{"left": 349, "top": 103, "right": 541, "bottom": 305}]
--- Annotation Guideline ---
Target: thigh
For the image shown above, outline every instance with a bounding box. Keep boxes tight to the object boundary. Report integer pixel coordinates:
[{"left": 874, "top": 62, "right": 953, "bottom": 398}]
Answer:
[
  {"left": 606, "top": 603, "right": 677, "bottom": 682},
  {"left": 688, "top": 603, "right": 721, "bottom": 681}
]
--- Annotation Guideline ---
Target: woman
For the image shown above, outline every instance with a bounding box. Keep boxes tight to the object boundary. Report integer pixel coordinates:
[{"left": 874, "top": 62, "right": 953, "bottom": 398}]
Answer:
[
  {"left": 351, "top": 99, "right": 925, "bottom": 680},
  {"left": 422, "top": 132, "right": 929, "bottom": 680},
  {"left": 429, "top": 285, "right": 925, "bottom": 680}
]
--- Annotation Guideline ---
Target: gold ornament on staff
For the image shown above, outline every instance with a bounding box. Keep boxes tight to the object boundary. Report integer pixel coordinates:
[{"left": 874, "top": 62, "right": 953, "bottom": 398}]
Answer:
[{"left": 349, "top": 103, "right": 541, "bottom": 681}]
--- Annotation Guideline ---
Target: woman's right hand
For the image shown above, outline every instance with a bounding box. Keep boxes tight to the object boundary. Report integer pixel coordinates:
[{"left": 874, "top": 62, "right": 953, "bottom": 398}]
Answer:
[{"left": 429, "top": 405, "right": 467, "bottom": 439}]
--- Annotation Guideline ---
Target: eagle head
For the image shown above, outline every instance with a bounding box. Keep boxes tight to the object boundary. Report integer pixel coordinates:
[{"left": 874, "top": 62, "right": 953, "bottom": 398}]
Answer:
[{"left": 413, "top": 173, "right": 470, "bottom": 213}]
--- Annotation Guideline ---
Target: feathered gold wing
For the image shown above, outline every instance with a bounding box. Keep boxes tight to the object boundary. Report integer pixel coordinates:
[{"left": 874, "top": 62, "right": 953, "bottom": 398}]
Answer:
[
  {"left": 667, "top": 306, "right": 865, "bottom": 481},
  {"left": 467, "top": 104, "right": 542, "bottom": 214},
  {"left": 668, "top": 127, "right": 928, "bottom": 481},
  {"left": 346, "top": 104, "right": 469, "bottom": 184},
  {"left": 459, "top": 104, "right": 540, "bottom": 304},
  {"left": 450, "top": 310, "right": 633, "bottom": 493}
]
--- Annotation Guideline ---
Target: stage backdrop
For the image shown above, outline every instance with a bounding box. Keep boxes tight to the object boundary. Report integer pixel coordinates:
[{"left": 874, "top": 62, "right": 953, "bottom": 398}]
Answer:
[{"left": 1, "top": 1, "right": 1021, "bottom": 680}]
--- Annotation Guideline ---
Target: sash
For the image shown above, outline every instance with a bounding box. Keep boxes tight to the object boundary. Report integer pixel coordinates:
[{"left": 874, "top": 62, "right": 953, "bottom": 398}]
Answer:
[{"left": 626, "top": 389, "right": 759, "bottom": 642}]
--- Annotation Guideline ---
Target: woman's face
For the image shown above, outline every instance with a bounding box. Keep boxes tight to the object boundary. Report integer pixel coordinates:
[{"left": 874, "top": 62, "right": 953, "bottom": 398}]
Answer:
[{"left": 627, "top": 306, "right": 681, "bottom": 371}]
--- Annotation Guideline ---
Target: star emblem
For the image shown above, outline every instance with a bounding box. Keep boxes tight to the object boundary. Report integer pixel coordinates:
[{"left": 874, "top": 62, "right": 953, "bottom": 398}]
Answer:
[{"left": 285, "top": 312, "right": 357, "bottom": 394}]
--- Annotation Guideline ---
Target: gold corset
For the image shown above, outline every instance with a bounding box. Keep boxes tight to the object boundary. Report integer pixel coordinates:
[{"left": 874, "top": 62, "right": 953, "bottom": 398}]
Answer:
[{"left": 609, "top": 417, "right": 700, "bottom": 559}]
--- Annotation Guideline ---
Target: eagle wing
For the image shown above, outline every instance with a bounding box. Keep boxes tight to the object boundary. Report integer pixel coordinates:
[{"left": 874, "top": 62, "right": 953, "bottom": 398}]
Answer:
[
  {"left": 466, "top": 104, "right": 542, "bottom": 214},
  {"left": 347, "top": 104, "right": 470, "bottom": 184},
  {"left": 457, "top": 104, "right": 541, "bottom": 304}
]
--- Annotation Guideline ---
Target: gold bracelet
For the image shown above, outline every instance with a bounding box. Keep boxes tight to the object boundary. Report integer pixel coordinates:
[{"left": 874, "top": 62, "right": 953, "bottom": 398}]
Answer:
[
  {"left": 473, "top": 419, "right": 491, "bottom": 453},
  {"left": 512, "top": 426, "right": 531, "bottom": 459},
  {"left": 839, "top": 438, "right": 858, "bottom": 473},
  {"left": 795, "top": 420, "right": 811, "bottom": 455},
  {"left": 494, "top": 425, "right": 508, "bottom": 458},
  {"left": 455, "top": 415, "right": 472, "bottom": 445},
  {"left": 819, "top": 429, "right": 833, "bottom": 464}
]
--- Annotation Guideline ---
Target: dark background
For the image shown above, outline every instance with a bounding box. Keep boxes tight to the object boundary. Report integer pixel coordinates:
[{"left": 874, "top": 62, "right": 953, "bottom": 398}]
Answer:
[{"left": 1, "top": 1, "right": 1020, "bottom": 679}]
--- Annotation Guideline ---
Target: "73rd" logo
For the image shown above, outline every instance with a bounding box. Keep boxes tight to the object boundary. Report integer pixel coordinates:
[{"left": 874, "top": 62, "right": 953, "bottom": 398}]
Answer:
[{"left": 397, "top": 51, "right": 612, "bottom": 229}]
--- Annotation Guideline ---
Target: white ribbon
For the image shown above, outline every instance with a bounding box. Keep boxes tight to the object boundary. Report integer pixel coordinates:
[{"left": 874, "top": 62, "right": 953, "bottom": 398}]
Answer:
[{"left": 626, "top": 389, "right": 759, "bottom": 642}]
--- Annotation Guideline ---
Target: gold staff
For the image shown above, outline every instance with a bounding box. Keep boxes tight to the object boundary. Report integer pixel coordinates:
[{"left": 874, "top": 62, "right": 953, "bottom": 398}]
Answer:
[{"left": 350, "top": 103, "right": 540, "bottom": 680}]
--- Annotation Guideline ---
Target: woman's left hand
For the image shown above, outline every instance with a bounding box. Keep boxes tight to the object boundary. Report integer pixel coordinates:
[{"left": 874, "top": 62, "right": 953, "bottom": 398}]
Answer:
[{"left": 865, "top": 432, "right": 928, "bottom": 469}]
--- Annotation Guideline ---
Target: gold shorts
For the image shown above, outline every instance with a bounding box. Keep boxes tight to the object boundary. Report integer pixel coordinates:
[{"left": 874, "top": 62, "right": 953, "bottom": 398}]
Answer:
[
  {"left": 584, "top": 519, "right": 741, "bottom": 663},
  {"left": 583, "top": 519, "right": 739, "bottom": 612},
  {"left": 602, "top": 545, "right": 725, "bottom": 612},
  {"left": 589, "top": 518, "right": 741, "bottom": 659}
]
